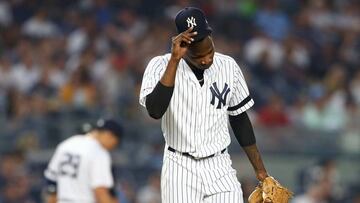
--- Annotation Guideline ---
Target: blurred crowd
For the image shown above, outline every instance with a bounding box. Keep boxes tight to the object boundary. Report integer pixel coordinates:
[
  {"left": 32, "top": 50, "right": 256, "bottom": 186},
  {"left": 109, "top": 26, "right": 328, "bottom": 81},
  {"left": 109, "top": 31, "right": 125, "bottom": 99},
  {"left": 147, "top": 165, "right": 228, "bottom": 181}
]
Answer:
[
  {"left": 0, "top": 0, "right": 359, "bottom": 202},
  {"left": 1, "top": 0, "right": 360, "bottom": 148}
]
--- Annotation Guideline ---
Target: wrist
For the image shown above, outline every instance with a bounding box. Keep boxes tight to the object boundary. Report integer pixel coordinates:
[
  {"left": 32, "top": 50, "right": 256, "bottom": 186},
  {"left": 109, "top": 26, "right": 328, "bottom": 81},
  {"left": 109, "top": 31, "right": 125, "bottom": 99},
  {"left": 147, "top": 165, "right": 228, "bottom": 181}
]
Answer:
[
  {"left": 256, "top": 171, "right": 269, "bottom": 182},
  {"left": 170, "top": 55, "right": 182, "bottom": 63}
]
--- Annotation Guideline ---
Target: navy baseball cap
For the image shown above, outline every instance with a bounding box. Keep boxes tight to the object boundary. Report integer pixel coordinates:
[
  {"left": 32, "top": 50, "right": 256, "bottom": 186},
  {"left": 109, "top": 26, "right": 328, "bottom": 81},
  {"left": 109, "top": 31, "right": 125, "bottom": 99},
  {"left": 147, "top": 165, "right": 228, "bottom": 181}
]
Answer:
[
  {"left": 175, "top": 7, "right": 212, "bottom": 42},
  {"left": 95, "top": 119, "right": 123, "bottom": 139}
]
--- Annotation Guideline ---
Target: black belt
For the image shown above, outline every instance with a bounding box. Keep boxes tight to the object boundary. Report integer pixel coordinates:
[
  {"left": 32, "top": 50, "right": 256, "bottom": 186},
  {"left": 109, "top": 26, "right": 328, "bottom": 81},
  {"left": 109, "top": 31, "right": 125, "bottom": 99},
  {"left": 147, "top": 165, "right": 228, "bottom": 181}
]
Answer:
[{"left": 167, "top": 146, "right": 226, "bottom": 160}]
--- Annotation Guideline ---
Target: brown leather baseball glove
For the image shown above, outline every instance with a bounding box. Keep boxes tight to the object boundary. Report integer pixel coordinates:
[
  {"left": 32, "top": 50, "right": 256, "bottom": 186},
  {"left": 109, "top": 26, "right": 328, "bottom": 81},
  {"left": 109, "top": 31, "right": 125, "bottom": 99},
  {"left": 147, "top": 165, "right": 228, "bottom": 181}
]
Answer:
[{"left": 248, "top": 176, "right": 293, "bottom": 203}]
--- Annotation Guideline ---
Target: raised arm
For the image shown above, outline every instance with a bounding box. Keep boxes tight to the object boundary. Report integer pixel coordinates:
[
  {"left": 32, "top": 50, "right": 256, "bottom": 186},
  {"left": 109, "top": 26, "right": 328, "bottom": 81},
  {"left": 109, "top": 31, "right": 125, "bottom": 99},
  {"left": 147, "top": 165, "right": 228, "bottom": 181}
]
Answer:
[{"left": 145, "top": 27, "right": 197, "bottom": 119}]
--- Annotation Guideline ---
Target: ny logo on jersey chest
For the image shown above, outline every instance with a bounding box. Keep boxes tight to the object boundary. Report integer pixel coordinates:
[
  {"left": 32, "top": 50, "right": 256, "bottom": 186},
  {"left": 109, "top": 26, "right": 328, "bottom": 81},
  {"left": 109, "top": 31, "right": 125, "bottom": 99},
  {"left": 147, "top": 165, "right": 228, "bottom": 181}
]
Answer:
[{"left": 210, "top": 82, "right": 230, "bottom": 109}]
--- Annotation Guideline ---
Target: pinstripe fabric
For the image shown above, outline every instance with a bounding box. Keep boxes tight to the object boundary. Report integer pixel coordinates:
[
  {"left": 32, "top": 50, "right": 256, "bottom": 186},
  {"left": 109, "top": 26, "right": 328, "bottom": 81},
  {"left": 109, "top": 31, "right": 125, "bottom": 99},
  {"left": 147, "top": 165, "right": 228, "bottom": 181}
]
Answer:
[
  {"left": 140, "top": 52, "right": 252, "bottom": 203},
  {"left": 162, "top": 147, "right": 244, "bottom": 203},
  {"left": 139, "top": 52, "right": 254, "bottom": 158}
]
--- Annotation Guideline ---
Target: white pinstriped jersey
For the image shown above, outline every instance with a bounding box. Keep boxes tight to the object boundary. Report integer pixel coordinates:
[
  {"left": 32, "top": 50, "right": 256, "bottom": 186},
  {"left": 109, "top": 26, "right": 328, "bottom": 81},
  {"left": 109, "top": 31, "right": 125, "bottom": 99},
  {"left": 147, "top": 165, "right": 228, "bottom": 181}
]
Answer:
[{"left": 140, "top": 52, "right": 254, "bottom": 158}]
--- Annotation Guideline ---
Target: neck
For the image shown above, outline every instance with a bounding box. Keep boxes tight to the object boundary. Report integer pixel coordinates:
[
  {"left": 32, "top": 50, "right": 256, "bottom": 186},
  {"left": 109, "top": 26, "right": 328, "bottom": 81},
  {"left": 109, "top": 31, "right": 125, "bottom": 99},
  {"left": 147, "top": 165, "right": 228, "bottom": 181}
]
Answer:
[
  {"left": 184, "top": 59, "right": 196, "bottom": 69},
  {"left": 88, "top": 132, "right": 105, "bottom": 148},
  {"left": 88, "top": 132, "right": 98, "bottom": 139},
  {"left": 184, "top": 60, "right": 204, "bottom": 73}
]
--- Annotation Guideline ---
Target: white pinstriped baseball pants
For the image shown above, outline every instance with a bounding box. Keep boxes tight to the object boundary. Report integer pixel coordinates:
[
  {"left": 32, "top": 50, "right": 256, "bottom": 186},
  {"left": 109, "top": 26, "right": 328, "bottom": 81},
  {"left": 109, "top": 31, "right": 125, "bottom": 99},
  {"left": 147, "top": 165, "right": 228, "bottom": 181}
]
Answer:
[{"left": 161, "top": 148, "right": 244, "bottom": 203}]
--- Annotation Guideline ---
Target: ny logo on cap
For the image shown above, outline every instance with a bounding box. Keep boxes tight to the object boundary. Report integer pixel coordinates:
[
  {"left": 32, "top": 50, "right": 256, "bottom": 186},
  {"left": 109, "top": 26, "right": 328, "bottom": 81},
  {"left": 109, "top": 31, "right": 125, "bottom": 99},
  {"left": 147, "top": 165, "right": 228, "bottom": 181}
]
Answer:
[
  {"left": 186, "top": 16, "right": 197, "bottom": 28},
  {"left": 210, "top": 82, "right": 230, "bottom": 109}
]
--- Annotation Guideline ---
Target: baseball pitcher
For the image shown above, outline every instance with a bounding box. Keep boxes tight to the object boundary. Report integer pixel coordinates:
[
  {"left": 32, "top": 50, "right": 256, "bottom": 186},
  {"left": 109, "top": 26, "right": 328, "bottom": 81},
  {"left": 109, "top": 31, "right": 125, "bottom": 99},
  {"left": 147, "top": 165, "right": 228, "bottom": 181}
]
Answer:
[{"left": 139, "top": 7, "right": 292, "bottom": 203}]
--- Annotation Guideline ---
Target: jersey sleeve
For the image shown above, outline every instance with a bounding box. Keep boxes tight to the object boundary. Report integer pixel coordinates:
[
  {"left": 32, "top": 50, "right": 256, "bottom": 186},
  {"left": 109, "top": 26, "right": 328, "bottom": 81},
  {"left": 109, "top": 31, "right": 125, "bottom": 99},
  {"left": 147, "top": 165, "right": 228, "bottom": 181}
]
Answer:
[
  {"left": 89, "top": 151, "right": 114, "bottom": 189},
  {"left": 227, "top": 60, "right": 254, "bottom": 116},
  {"left": 139, "top": 56, "right": 167, "bottom": 107},
  {"left": 44, "top": 147, "right": 61, "bottom": 182}
]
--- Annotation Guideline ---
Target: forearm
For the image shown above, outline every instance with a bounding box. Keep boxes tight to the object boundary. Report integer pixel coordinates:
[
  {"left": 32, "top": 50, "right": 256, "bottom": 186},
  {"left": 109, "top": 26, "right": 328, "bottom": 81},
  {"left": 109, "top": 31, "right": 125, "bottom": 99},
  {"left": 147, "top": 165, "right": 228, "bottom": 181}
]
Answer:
[
  {"left": 94, "top": 187, "right": 118, "bottom": 203},
  {"left": 229, "top": 113, "right": 268, "bottom": 180},
  {"left": 46, "top": 194, "right": 57, "bottom": 203},
  {"left": 97, "top": 195, "right": 117, "bottom": 203},
  {"left": 145, "top": 26, "right": 194, "bottom": 118},
  {"left": 44, "top": 178, "right": 57, "bottom": 203},
  {"left": 243, "top": 144, "right": 268, "bottom": 181},
  {"left": 160, "top": 57, "right": 180, "bottom": 87}
]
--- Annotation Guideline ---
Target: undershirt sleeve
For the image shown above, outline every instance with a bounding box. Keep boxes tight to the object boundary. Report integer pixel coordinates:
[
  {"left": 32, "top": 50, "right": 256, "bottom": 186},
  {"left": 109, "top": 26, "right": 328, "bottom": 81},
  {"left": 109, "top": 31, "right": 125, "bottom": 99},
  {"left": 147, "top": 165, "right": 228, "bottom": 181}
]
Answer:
[
  {"left": 145, "top": 81, "right": 174, "bottom": 119},
  {"left": 229, "top": 112, "right": 256, "bottom": 147}
]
